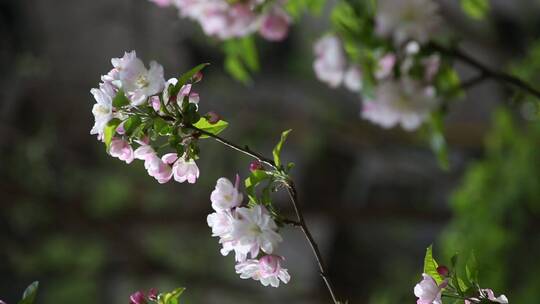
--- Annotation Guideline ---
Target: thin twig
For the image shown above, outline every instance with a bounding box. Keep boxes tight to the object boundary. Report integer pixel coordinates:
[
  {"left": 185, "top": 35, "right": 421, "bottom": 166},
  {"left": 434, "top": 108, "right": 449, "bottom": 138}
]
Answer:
[
  {"left": 431, "top": 43, "right": 540, "bottom": 99},
  {"left": 187, "top": 124, "right": 342, "bottom": 304}
]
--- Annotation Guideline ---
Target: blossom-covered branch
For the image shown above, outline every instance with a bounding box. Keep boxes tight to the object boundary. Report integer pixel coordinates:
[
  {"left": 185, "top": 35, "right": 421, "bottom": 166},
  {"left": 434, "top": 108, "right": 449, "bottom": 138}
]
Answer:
[
  {"left": 90, "top": 51, "right": 342, "bottom": 303},
  {"left": 414, "top": 246, "right": 509, "bottom": 304}
]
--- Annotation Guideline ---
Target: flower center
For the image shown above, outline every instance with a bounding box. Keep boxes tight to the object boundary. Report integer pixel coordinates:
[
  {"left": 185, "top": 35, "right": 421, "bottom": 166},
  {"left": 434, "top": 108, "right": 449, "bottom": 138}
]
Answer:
[{"left": 136, "top": 74, "right": 149, "bottom": 89}]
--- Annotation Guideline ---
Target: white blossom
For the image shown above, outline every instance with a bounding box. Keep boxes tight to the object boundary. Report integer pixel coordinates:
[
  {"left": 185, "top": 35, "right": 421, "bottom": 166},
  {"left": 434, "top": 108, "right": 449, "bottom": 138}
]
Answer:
[
  {"left": 90, "top": 84, "right": 114, "bottom": 138},
  {"left": 231, "top": 205, "right": 282, "bottom": 258},
  {"left": 414, "top": 273, "right": 444, "bottom": 304},
  {"left": 361, "top": 78, "right": 439, "bottom": 131},
  {"left": 119, "top": 55, "right": 165, "bottom": 106},
  {"left": 210, "top": 177, "right": 243, "bottom": 212},
  {"left": 235, "top": 255, "right": 291, "bottom": 288},
  {"left": 313, "top": 35, "right": 347, "bottom": 88},
  {"left": 376, "top": 0, "right": 442, "bottom": 45}
]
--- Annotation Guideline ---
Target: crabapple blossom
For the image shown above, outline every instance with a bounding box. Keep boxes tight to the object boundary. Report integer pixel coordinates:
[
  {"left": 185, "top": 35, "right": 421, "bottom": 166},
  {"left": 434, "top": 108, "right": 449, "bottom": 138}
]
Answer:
[
  {"left": 129, "top": 291, "right": 147, "bottom": 304},
  {"left": 375, "top": 53, "right": 397, "bottom": 80},
  {"left": 313, "top": 35, "right": 347, "bottom": 88},
  {"left": 119, "top": 55, "right": 165, "bottom": 106},
  {"left": 414, "top": 273, "right": 444, "bottom": 304},
  {"left": 259, "top": 8, "right": 291, "bottom": 41},
  {"left": 344, "top": 66, "right": 362, "bottom": 92},
  {"left": 109, "top": 138, "right": 135, "bottom": 164},
  {"left": 231, "top": 205, "right": 283, "bottom": 258},
  {"left": 210, "top": 176, "right": 243, "bottom": 212},
  {"left": 361, "top": 78, "right": 439, "bottom": 131},
  {"left": 90, "top": 84, "right": 114, "bottom": 138},
  {"left": 464, "top": 289, "right": 509, "bottom": 304},
  {"left": 172, "top": 156, "right": 200, "bottom": 184},
  {"left": 207, "top": 210, "right": 235, "bottom": 238},
  {"left": 235, "top": 255, "right": 291, "bottom": 288},
  {"left": 155, "top": 0, "right": 292, "bottom": 41},
  {"left": 376, "top": 0, "right": 442, "bottom": 45}
]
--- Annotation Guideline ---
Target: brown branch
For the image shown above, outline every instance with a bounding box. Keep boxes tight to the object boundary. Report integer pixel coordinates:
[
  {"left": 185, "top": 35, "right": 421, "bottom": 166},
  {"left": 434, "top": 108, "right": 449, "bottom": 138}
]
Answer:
[
  {"left": 430, "top": 43, "right": 540, "bottom": 99},
  {"left": 187, "top": 124, "right": 342, "bottom": 304}
]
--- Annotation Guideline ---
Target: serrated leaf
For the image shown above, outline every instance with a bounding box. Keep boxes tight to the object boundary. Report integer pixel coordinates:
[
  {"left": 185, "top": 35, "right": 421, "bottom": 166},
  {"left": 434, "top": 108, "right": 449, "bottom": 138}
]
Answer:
[
  {"left": 112, "top": 90, "right": 130, "bottom": 108},
  {"left": 193, "top": 117, "right": 228, "bottom": 138},
  {"left": 272, "top": 129, "right": 292, "bottom": 167},
  {"left": 18, "top": 281, "right": 39, "bottom": 304},
  {"left": 461, "top": 0, "right": 490, "bottom": 20},
  {"left": 423, "top": 245, "right": 444, "bottom": 285},
  {"left": 104, "top": 118, "right": 121, "bottom": 150}
]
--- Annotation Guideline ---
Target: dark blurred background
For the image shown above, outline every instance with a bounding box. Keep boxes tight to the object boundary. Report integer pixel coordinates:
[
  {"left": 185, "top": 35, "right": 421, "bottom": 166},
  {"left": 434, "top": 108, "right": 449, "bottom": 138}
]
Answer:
[{"left": 1, "top": 0, "right": 540, "bottom": 303}]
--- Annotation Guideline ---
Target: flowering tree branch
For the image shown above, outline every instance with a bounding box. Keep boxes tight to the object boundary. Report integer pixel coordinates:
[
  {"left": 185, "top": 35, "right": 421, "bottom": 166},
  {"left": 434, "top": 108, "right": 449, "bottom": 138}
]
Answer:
[
  {"left": 187, "top": 124, "right": 342, "bottom": 304},
  {"left": 430, "top": 42, "right": 540, "bottom": 100}
]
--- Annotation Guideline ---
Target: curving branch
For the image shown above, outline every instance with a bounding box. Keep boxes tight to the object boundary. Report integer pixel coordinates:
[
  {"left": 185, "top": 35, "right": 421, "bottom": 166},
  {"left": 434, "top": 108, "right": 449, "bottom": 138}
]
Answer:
[
  {"left": 431, "top": 43, "right": 540, "bottom": 99},
  {"left": 188, "top": 124, "right": 342, "bottom": 304}
]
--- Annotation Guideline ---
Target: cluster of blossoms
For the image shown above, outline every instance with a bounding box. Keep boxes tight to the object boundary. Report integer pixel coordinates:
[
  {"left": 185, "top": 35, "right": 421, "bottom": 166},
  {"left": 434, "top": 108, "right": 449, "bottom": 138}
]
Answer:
[
  {"left": 207, "top": 175, "right": 291, "bottom": 287},
  {"left": 90, "top": 51, "right": 206, "bottom": 184},
  {"left": 148, "top": 0, "right": 291, "bottom": 41},
  {"left": 313, "top": 0, "right": 449, "bottom": 131},
  {"left": 414, "top": 248, "right": 509, "bottom": 304}
]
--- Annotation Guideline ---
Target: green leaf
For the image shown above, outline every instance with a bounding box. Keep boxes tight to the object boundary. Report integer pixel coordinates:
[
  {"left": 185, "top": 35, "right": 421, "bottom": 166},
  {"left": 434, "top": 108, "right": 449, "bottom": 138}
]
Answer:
[
  {"left": 223, "top": 36, "right": 259, "bottom": 84},
  {"left": 153, "top": 117, "right": 170, "bottom": 135},
  {"left": 123, "top": 116, "right": 142, "bottom": 136},
  {"left": 436, "top": 65, "right": 463, "bottom": 99},
  {"left": 104, "top": 118, "right": 121, "bottom": 150},
  {"left": 285, "top": 0, "right": 325, "bottom": 19},
  {"left": 272, "top": 129, "right": 292, "bottom": 167},
  {"left": 423, "top": 245, "right": 444, "bottom": 285},
  {"left": 428, "top": 112, "right": 450, "bottom": 171},
  {"left": 465, "top": 251, "right": 479, "bottom": 285},
  {"left": 171, "top": 63, "right": 210, "bottom": 96},
  {"left": 158, "top": 287, "right": 186, "bottom": 304},
  {"left": 18, "top": 281, "right": 39, "bottom": 304},
  {"left": 193, "top": 117, "right": 229, "bottom": 138},
  {"left": 461, "top": 0, "right": 490, "bottom": 20},
  {"left": 245, "top": 170, "right": 272, "bottom": 204},
  {"left": 112, "top": 90, "right": 130, "bottom": 108}
]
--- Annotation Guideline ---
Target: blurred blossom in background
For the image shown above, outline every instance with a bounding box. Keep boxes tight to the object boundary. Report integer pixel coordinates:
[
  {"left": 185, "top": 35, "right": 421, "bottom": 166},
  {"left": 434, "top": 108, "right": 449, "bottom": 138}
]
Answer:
[{"left": 1, "top": 0, "right": 540, "bottom": 303}]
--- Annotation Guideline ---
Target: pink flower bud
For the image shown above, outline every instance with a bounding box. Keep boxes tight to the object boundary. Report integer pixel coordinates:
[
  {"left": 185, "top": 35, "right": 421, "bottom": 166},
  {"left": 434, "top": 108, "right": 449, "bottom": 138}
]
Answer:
[
  {"left": 129, "top": 291, "right": 147, "bottom": 304},
  {"left": 147, "top": 289, "right": 158, "bottom": 301},
  {"left": 149, "top": 96, "right": 161, "bottom": 112},
  {"left": 259, "top": 9, "right": 290, "bottom": 42},
  {"left": 207, "top": 111, "right": 221, "bottom": 124},
  {"left": 249, "top": 161, "right": 263, "bottom": 172},
  {"left": 193, "top": 71, "right": 203, "bottom": 83},
  {"left": 437, "top": 265, "right": 449, "bottom": 277}
]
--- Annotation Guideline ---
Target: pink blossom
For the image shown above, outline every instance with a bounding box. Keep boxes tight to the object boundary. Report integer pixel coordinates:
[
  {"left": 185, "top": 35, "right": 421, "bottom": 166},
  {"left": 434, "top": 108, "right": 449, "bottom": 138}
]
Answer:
[
  {"left": 259, "top": 8, "right": 290, "bottom": 41},
  {"left": 344, "top": 66, "right": 362, "bottom": 92},
  {"left": 313, "top": 35, "right": 347, "bottom": 88},
  {"left": 210, "top": 176, "right": 243, "bottom": 212},
  {"left": 231, "top": 205, "right": 283, "bottom": 258},
  {"left": 465, "top": 289, "right": 509, "bottom": 304},
  {"left": 235, "top": 255, "right": 291, "bottom": 288},
  {"left": 375, "top": 53, "right": 397, "bottom": 80},
  {"left": 109, "top": 138, "right": 135, "bottom": 164},
  {"left": 414, "top": 273, "right": 444, "bottom": 304},
  {"left": 362, "top": 78, "right": 439, "bottom": 131},
  {"left": 172, "top": 156, "right": 200, "bottom": 184}
]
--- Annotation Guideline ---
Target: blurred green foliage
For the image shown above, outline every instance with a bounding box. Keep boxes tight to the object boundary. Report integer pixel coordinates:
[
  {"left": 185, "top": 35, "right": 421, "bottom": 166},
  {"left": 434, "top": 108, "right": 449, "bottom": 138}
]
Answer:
[{"left": 441, "top": 109, "right": 540, "bottom": 303}]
